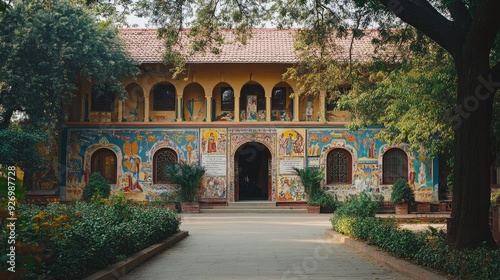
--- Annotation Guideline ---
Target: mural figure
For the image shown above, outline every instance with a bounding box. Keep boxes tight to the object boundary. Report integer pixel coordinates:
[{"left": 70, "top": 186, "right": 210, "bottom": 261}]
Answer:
[
  {"left": 418, "top": 162, "right": 427, "bottom": 187},
  {"left": 207, "top": 133, "right": 217, "bottom": 153},
  {"left": 247, "top": 95, "right": 257, "bottom": 121},
  {"left": 306, "top": 98, "right": 314, "bottom": 121},
  {"left": 368, "top": 138, "right": 376, "bottom": 158},
  {"left": 409, "top": 161, "right": 417, "bottom": 189},
  {"left": 123, "top": 174, "right": 143, "bottom": 192},
  {"left": 285, "top": 133, "right": 294, "bottom": 155}
]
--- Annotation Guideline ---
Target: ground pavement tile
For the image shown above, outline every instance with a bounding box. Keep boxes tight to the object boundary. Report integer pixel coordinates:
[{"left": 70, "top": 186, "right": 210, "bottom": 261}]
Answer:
[{"left": 121, "top": 213, "right": 409, "bottom": 280}]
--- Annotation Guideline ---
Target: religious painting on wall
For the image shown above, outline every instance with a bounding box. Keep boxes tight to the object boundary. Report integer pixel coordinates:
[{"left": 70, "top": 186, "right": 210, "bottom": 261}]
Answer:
[
  {"left": 278, "top": 129, "right": 305, "bottom": 157},
  {"left": 200, "top": 128, "right": 226, "bottom": 154},
  {"left": 246, "top": 95, "right": 257, "bottom": 121}
]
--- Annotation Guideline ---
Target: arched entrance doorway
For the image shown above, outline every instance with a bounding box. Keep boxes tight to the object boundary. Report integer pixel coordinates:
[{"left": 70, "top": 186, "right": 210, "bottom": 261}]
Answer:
[{"left": 234, "top": 142, "right": 271, "bottom": 201}]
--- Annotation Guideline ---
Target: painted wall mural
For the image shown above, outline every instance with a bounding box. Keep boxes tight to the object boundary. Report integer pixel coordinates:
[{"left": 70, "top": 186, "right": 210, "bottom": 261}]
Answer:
[
  {"left": 278, "top": 129, "right": 305, "bottom": 157},
  {"left": 277, "top": 175, "right": 305, "bottom": 201},
  {"left": 307, "top": 129, "right": 437, "bottom": 202},
  {"left": 24, "top": 137, "right": 60, "bottom": 193},
  {"left": 62, "top": 126, "right": 437, "bottom": 203},
  {"left": 228, "top": 128, "right": 277, "bottom": 202},
  {"left": 64, "top": 128, "right": 199, "bottom": 201},
  {"left": 200, "top": 128, "right": 228, "bottom": 200}
]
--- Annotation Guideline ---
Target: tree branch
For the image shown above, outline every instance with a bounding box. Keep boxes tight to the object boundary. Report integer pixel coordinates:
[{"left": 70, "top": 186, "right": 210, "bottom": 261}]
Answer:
[
  {"left": 447, "top": 0, "right": 472, "bottom": 31},
  {"left": 0, "top": 108, "right": 13, "bottom": 130},
  {"left": 377, "top": 0, "right": 463, "bottom": 55}
]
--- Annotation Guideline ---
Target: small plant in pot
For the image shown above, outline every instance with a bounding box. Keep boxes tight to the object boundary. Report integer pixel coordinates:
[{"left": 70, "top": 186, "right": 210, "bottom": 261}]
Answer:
[
  {"left": 390, "top": 178, "right": 415, "bottom": 215},
  {"left": 164, "top": 161, "right": 206, "bottom": 213},
  {"left": 293, "top": 167, "right": 324, "bottom": 213}
]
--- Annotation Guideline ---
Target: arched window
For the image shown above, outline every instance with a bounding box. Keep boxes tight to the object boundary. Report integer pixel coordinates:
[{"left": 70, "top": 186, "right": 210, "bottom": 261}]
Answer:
[
  {"left": 383, "top": 148, "right": 408, "bottom": 184},
  {"left": 153, "top": 83, "right": 175, "bottom": 111},
  {"left": 154, "top": 148, "right": 178, "bottom": 183},
  {"left": 91, "top": 86, "right": 115, "bottom": 112},
  {"left": 91, "top": 149, "right": 117, "bottom": 184},
  {"left": 327, "top": 149, "right": 352, "bottom": 184}
]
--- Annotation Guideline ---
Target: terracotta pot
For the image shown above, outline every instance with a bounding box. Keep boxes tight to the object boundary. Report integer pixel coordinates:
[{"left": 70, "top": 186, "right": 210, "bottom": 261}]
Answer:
[
  {"left": 394, "top": 204, "right": 408, "bottom": 215},
  {"left": 181, "top": 203, "right": 200, "bottom": 213},
  {"left": 307, "top": 204, "right": 320, "bottom": 214},
  {"left": 417, "top": 202, "right": 431, "bottom": 213}
]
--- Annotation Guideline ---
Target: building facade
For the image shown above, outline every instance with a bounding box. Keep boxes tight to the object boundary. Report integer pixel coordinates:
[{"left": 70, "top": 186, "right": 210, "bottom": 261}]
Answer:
[{"left": 58, "top": 29, "right": 439, "bottom": 204}]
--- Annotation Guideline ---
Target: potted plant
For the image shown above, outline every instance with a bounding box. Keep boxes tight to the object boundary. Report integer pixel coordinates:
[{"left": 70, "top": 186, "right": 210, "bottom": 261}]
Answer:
[
  {"left": 150, "top": 191, "right": 178, "bottom": 211},
  {"left": 164, "top": 161, "right": 206, "bottom": 213},
  {"left": 390, "top": 178, "right": 415, "bottom": 215},
  {"left": 293, "top": 167, "right": 324, "bottom": 214}
]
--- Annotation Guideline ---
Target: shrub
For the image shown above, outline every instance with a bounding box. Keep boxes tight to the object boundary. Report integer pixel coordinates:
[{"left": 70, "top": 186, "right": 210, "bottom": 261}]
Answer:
[
  {"left": 330, "top": 214, "right": 500, "bottom": 279},
  {"left": 82, "top": 172, "right": 111, "bottom": 202},
  {"left": 0, "top": 201, "right": 180, "bottom": 279},
  {"left": 335, "top": 192, "right": 382, "bottom": 218},
  {"left": 390, "top": 178, "right": 414, "bottom": 205},
  {"left": 164, "top": 162, "right": 206, "bottom": 203}
]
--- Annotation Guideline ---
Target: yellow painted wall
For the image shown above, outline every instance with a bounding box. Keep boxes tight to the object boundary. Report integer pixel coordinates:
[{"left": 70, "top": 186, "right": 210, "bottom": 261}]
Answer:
[{"left": 68, "top": 63, "right": 354, "bottom": 124}]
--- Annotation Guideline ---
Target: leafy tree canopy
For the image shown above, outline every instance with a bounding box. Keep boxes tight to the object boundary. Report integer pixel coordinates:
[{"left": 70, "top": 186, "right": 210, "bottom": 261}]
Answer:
[{"left": 0, "top": 0, "right": 137, "bottom": 170}]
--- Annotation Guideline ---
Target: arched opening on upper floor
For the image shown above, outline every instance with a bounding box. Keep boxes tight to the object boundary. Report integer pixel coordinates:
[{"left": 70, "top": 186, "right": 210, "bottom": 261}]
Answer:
[
  {"left": 240, "top": 82, "right": 265, "bottom": 122},
  {"left": 271, "top": 82, "right": 293, "bottom": 121},
  {"left": 183, "top": 83, "right": 206, "bottom": 122},
  {"left": 124, "top": 83, "right": 144, "bottom": 122},
  {"left": 90, "top": 84, "right": 118, "bottom": 122},
  {"left": 212, "top": 82, "right": 235, "bottom": 121},
  {"left": 298, "top": 94, "right": 320, "bottom": 122},
  {"left": 150, "top": 82, "right": 176, "bottom": 122}
]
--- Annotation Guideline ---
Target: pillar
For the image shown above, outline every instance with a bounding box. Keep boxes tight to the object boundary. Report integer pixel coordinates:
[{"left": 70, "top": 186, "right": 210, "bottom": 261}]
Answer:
[{"left": 234, "top": 93, "right": 240, "bottom": 122}]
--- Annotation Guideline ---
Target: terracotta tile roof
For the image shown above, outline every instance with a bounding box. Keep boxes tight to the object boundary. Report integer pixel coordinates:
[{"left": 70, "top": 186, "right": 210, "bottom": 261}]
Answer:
[{"left": 119, "top": 28, "right": 379, "bottom": 64}]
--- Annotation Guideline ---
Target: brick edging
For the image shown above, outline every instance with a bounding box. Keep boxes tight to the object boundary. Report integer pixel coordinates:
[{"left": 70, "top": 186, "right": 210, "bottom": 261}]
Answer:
[
  {"left": 324, "top": 230, "right": 449, "bottom": 280},
  {"left": 83, "top": 231, "right": 189, "bottom": 280}
]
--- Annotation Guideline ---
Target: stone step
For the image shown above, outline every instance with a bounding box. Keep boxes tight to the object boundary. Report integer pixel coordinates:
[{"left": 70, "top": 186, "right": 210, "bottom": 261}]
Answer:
[
  {"left": 227, "top": 201, "right": 277, "bottom": 207},
  {"left": 199, "top": 208, "right": 308, "bottom": 214}
]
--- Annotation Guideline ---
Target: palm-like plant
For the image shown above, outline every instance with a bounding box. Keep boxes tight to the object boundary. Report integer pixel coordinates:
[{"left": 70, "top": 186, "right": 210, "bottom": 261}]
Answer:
[
  {"left": 293, "top": 167, "right": 324, "bottom": 202},
  {"left": 164, "top": 162, "right": 206, "bottom": 203}
]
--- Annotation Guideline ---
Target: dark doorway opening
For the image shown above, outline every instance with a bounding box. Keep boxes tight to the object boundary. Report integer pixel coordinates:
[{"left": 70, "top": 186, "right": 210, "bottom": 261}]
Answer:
[{"left": 235, "top": 142, "right": 271, "bottom": 201}]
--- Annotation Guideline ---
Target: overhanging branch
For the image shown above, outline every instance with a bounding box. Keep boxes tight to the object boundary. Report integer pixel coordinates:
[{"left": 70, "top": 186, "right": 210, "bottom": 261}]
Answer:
[{"left": 377, "top": 0, "right": 463, "bottom": 55}]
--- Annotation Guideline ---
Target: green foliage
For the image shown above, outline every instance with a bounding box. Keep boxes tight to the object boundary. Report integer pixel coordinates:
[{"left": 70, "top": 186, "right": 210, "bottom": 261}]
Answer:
[
  {"left": 335, "top": 192, "right": 382, "bottom": 218},
  {"left": 164, "top": 162, "right": 206, "bottom": 203},
  {"left": 390, "top": 179, "right": 414, "bottom": 205},
  {"left": 331, "top": 215, "right": 500, "bottom": 279},
  {"left": 492, "top": 191, "right": 500, "bottom": 206},
  {"left": 0, "top": 168, "right": 24, "bottom": 199},
  {"left": 307, "top": 192, "right": 339, "bottom": 211},
  {"left": 82, "top": 172, "right": 111, "bottom": 202},
  {"left": 0, "top": 201, "right": 180, "bottom": 279},
  {"left": 293, "top": 167, "right": 324, "bottom": 202},
  {"left": 0, "top": 0, "right": 137, "bottom": 170}
]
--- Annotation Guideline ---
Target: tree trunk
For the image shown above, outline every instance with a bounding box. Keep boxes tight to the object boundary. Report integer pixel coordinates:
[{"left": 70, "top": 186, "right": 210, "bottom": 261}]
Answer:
[{"left": 446, "top": 50, "right": 497, "bottom": 249}]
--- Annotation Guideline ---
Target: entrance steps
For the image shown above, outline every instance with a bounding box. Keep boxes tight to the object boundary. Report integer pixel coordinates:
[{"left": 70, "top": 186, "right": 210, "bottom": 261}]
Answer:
[{"left": 200, "top": 201, "right": 308, "bottom": 214}]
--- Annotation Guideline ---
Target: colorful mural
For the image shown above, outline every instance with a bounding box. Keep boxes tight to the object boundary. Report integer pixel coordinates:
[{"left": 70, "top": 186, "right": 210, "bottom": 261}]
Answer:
[
  {"left": 278, "top": 129, "right": 305, "bottom": 157},
  {"left": 62, "top": 126, "right": 438, "bottom": 203},
  {"left": 228, "top": 128, "right": 278, "bottom": 202},
  {"left": 307, "top": 129, "right": 436, "bottom": 202},
  {"left": 277, "top": 175, "right": 305, "bottom": 201},
  {"left": 24, "top": 137, "right": 59, "bottom": 193},
  {"left": 201, "top": 128, "right": 227, "bottom": 154},
  {"left": 199, "top": 176, "right": 227, "bottom": 199},
  {"left": 65, "top": 128, "right": 199, "bottom": 201}
]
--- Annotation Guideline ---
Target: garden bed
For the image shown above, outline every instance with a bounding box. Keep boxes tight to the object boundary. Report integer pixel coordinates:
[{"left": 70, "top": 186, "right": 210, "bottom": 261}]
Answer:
[{"left": 0, "top": 201, "right": 181, "bottom": 279}]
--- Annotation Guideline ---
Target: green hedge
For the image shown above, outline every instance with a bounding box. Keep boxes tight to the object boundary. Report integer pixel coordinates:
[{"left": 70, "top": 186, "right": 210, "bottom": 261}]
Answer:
[
  {"left": 331, "top": 214, "right": 500, "bottom": 279},
  {"left": 0, "top": 200, "right": 180, "bottom": 279}
]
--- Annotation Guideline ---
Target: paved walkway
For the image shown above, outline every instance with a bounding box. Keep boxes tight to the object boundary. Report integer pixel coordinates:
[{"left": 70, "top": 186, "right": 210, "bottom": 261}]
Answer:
[{"left": 122, "top": 214, "right": 408, "bottom": 280}]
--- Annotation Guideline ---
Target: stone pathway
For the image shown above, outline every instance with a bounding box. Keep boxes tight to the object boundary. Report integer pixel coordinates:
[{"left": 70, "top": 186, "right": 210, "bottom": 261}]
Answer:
[{"left": 121, "top": 214, "right": 408, "bottom": 280}]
